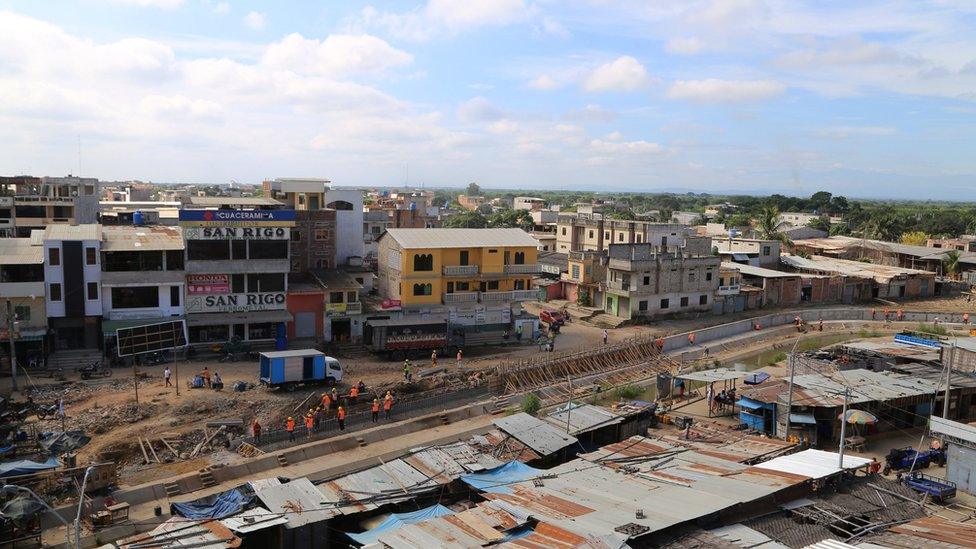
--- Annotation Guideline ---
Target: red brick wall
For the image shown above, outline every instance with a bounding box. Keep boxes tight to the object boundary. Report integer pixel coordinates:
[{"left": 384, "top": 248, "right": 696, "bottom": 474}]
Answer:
[{"left": 290, "top": 210, "right": 337, "bottom": 274}]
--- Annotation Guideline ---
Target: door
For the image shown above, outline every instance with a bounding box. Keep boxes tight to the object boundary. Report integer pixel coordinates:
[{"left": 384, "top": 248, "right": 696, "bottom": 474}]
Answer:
[
  {"left": 331, "top": 318, "right": 352, "bottom": 342},
  {"left": 459, "top": 250, "right": 469, "bottom": 265},
  {"left": 947, "top": 445, "right": 975, "bottom": 494},
  {"left": 503, "top": 251, "right": 511, "bottom": 265},
  {"left": 295, "top": 312, "right": 315, "bottom": 338}
]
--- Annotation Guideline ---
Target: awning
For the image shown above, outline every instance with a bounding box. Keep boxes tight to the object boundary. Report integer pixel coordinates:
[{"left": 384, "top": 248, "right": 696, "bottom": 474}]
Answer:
[
  {"left": 789, "top": 413, "right": 817, "bottom": 425},
  {"left": 744, "top": 372, "right": 771, "bottom": 385},
  {"left": 732, "top": 253, "right": 751, "bottom": 261},
  {"left": 460, "top": 461, "right": 542, "bottom": 495},
  {"left": 737, "top": 398, "right": 765, "bottom": 411},
  {"left": 187, "top": 310, "right": 292, "bottom": 326},
  {"left": 103, "top": 317, "right": 185, "bottom": 336},
  {"left": 675, "top": 367, "right": 747, "bottom": 383}
]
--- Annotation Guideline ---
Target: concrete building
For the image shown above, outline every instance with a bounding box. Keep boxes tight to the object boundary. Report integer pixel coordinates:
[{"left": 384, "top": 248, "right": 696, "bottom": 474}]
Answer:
[
  {"left": 928, "top": 236, "right": 976, "bottom": 252},
  {"left": 713, "top": 238, "right": 781, "bottom": 268},
  {"left": 530, "top": 231, "right": 556, "bottom": 252},
  {"left": 262, "top": 179, "right": 339, "bottom": 272},
  {"left": 728, "top": 262, "right": 801, "bottom": 308},
  {"left": 603, "top": 243, "right": 721, "bottom": 320},
  {"left": 777, "top": 211, "right": 823, "bottom": 228},
  {"left": 98, "top": 201, "right": 181, "bottom": 227},
  {"left": 100, "top": 226, "right": 186, "bottom": 352},
  {"left": 930, "top": 416, "right": 976, "bottom": 496},
  {"left": 780, "top": 254, "right": 936, "bottom": 300},
  {"left": 671, "top": 211, "right": 704, "bottom": 225},
  {"left": 794, "top": 236, "right": 976, "bottom": 278},
  {"left": 0, "top": 237, "right": 47, "bottom": 364},
  {"left": 363, "top": 210, "right": 391, "bottom": 267},
  {"left": 561, "top": 250, "right": 605, "bottom": 307},
  {"left": 324, "top": 187, "right": 364, "bottom": 267},
  {"left": 456, "top": 194, "right": 485, "bottom": 211},
  {"left": 315, "top": 269, "right": 364, "bottom": 343},
  {"left": 555, "top": 213, "right": 692, "bottom": 253},
  {"left": 0, "top": 175, "right": 100, "bottom": 237},
  {"left": 376, "top": 228, "right": 540, "bottom": 327},
  {"left": 43, "top": 224, "right": 103, "bottom": 351},
  {"left": 179, "top": 199, "right": 294, "bottom": 346},
  {"left": 513, "top": 196, "right": 547, "bottom": 211}
]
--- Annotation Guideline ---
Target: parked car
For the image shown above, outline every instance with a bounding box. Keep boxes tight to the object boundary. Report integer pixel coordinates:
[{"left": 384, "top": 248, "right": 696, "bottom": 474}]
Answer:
[{"left": 539, "top": 310, "right": 565, "bottom": 326}]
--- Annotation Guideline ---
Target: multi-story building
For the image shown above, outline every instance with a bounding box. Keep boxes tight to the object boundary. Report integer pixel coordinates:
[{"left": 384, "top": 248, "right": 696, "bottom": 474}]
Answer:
[
  {"left": 561, "top": 250, "right": 605, "bottom": 307},
  {"left": 363, "top": 210, "right": 391, "bottom": 266},
  {"left": 100, "top": 226, "right": 186, "bottom": 352},
  {"left": 514, "top": 197, "right": 547, "bottom": 211},
  {"left": 0, "top": 175, "right": 100, "bottom": 237},
  {"left": 713, "top": 238, "right": 781, "bottom": 269},
  {"left": 377, "top": 228, "right": 540, "bottom": 327},
  {"left": 457, "top": 195, "right": 486, "bottom": 211},
  {"left": 0, "top": 237, "right": 47, "bottom": 362},
  {"left": 262, "top": 179, "right": 338, "bottom": 272},
  {"left": 556, "top": 213, "right": 695, "bottom": 253},
  {"left": 603, "top": 243, "right": 721, "bottom": 320},
  {"left": 928, "top": 236, "right": 976, "bottom": 252},
  {"left": 315, "top": 270, "right": 364, "bottom": 343},
  {"left": 43, "top": 224, "right": 103, "bottom": 351},
  {"left": 777, "top": 211, "right": 823, "bottom": 228},
  {"left": 179, "top": 199, "right": 294, "bottom": 346},
  {"left": 324, "top": 188, "right": 365, "bottom": 267}
]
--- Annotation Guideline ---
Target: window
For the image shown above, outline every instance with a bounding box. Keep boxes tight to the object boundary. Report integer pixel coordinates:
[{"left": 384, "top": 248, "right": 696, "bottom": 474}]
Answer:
[
  {"left": 412, "top": 283, "right": 432, "bottom": 296},
  {"left": 87, "top": 282, "right": 98, "bottom": 300},
  {"left": 660, "top": 298, "right": 669, "bottom": 309},
  {"left": 48, "top": 247, "right": 60, "bottom": 266},
  {"left": 661, "top": 236, "right": 667, "bottom": 246},
  {"left": 291, "top": 230, "right": 302, "bottom": 242},
  {"left": 643, "top": 275, "right": 650, "bottom": 285},
  {"left": 572, "top": 265, "right": 580, "bottom": 279},
  {"left": 49, "top": 283, "right": 62, "bottom": 301},
  {"left": 248, "top": 322, "right": 275, "bottom": 340},
  {"left": 347, "top": 291, "right": 357, "bottom": 302},
  {"left": 459, "top": 250, "right": 469, "bottom": 265},
  {"left": 232, "top": 274, "right": 245, "bottom": 293},
  {"left": 680, "top": 296, "right": 689, "bottom": 307},
  {"left": 515, "top": 279, "right": 525, "bottom": 290},
  {"left": 488, "top": 249, "right": 498, "bottom": 254},
  {"left": 636, "top": 234, "right": 642, "bottom": 243},
  {"left": 618, "top": 233, "right": 624, "bottom": 242},
  {"left": 248, "top": 240, "right": 288, "bottom": 259},
  {"left": 314, "top": 229, "right": 330, "bottom": 241},
  {"left": 231, "top": 239, "right": 247, "bottom": 260},
  {"left": 187, "top": 240, "right": 229, "bottom": 260},
  {"left": 165, "top": 250, "right": 184, "bottom": 270},
  {"left": 487, "top": 280, "right": 499, "bottom": 290},
  {"left": 247, "top": 273, "right": 285, "bottom": 292},
  {"left": 189, "top": 324, "right": 229, "bottom": 343},
  {"left": 85, "top": 247, "right": 97, "bottom": 265},
  {"left": 514, "top": 251, "right": 525, "bottom": 264},
  {"left": 413, "top": 253, "right": 433, "bottom": 271},
  {"left": 457, "top": 282, "right": 470, "bottom": 291},
  {"left": 605, "top": 232, "right": 610, "bottom": 239},
  {"left": 762, "top": 246, "right": 771, "bottom": 256},
  {"left": 111, "top": 286, "right": 159, "bottom": 309},
  {"left": 699, "top": 295, "right": 708, "bottom": 305},
  {"left": 638, "top": 300, "right": 648, "bottom": 311},
  {"left": 706, "top": 271, "right": 713, "bottom": 281},
  {"left": 588, "top": 230, "right": 594, "bottom": 238},
  {"left": 170, "top": 286, "right": 181, "bottom": 306},
  {"left": 561, "top": 227, "right": 567, "bottom": 236},
  {"left": 329, "top": 291, "right": 345, "bottom": 304},
  {"left": 14, "top": 305, "right": 30, "bottom": 322},
  {"left": 688, "top": 272, "right": 696, "bottom": 282}
]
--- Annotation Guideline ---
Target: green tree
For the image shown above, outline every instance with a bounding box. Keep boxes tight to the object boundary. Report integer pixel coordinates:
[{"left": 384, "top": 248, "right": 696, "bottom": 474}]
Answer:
[
  {"left": 488, "top": 209, "right": 533, "bottom": 231},
  {"left": 807, "top": 217, "right": 831, "bottom": 232},
  {"left": 943, "top": 250, "right": 962, "bottom": 279},
  {"left": 466, "top": 182, "right": 481, "bottom": 196},
  {"left": 756, "top": 205, "right": 791, "bottom": 246},
  {"left": 521, "top": 393, "right": 541, "bottom": 415},
  {"left": 900, "top": 231, "right": 929, "bottom": 246},
  {"left": 444, "top": 211, "right": 488, "bottom": 228},
  {"left": 810, "top": 191, "right": 833, "bottom": 212}
]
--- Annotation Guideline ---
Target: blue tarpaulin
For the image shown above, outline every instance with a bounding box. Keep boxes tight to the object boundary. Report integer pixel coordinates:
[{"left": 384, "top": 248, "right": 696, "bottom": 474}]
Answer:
[
  {"left": 170, "top": 487, "right": 254, "bottom": 519},
  {"left": 737, "top": 398, "right": 765, "bottom": 411},
  {"left": 0, "top": 456, "right": 60, "bottom": 478},
  {"left": 347, "top": 504, "right": 454, "bottom": 545},
  {"left": 744, "top": 372, "right": 771, "bottom": 385},
  {"left": 460, "top": 461, "right": 542, "bottom": 494}
]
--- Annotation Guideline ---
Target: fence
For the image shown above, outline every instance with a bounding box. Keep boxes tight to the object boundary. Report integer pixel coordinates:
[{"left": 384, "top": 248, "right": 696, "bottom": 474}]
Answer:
[{"left": 241, "top": 385, "right": 490, "bottom": 451}]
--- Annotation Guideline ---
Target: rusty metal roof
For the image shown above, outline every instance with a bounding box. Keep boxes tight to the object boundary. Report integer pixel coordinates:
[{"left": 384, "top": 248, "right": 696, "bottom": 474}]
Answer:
[
  {"left": 467, "top": 430, "right": 542, "bottom": 463},
  {"left": 494, "top": 412, "right": 578, "bottom": 455},
  {"left": 102, "top": 225, "right": 184, "bottom": 251},
  {"left": 887, "top": 515, "right": 976, "bottom": 548},
  {"left": 544, "top": 403, "right": 623, "bottom": 436},
  {"left": 43, "top": 223, "right": 101, "bottom": 241}
]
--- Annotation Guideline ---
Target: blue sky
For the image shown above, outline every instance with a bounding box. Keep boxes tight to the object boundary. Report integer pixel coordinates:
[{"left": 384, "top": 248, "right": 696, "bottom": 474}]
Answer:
[{"left": 1, "top": 1, "right": 975, "bottom": 199}]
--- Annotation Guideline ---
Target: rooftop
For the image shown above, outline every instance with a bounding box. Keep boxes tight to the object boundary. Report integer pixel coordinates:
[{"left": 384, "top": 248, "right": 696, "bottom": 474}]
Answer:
[
  {"left": 382, "top": 228, "right": 541, "bottom": 249},
  {"left": 102, "top": 225, "right": 184, "bottom": 251},
  {"left": 781, "top": 254, "right": 934, "bottom": 282},
  {"left": 187, "top": 196, "right": 284, "bottom": 207},
  {"left": 0, "top": 238, "right": 42, "bottom": 265},
  {"left": 493, "top": 413, "right": 578, "bottom": 456},
  {"left": 42, "top": 223, "right": 102, "bottom": 241},
  {"left": 723, "top": 261, "right": 799, "bottom": 279},
  {"left": 545, "top": 402, "right": 623, "bottom": 436},
  {"left": 310, "top": 269, "right": 363, "bottom": 291},
  {"left": 794, "top": 235, "right": 976, "bottom": 265}
]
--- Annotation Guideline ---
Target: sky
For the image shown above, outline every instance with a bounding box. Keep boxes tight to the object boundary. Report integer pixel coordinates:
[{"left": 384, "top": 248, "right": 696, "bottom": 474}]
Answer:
[{"left": 1, "top": 1, "right": 975, "bottom": 199}]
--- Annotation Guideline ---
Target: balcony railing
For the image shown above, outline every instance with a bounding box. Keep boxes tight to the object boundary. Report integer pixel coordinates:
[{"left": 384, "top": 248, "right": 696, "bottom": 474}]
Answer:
[
  {"left": 717, "top": 284, "right": 741, "bottom": 295},
  {"left": 479, "top": 291, "right": 513, "bottom": 303},
  {"left": 443, "top": 265, "right": 479, "bottom": 276},
  {"left": 606, "top": 280, "right": 631, "bottom": 292},
  {"left": 443, "top": 292, "right": 478, "bottom": 304},
  {"left": 326, "top": 301, "right": 363, "bottom": 315},
  {"left": 511, "top": 289, "right": 540, "bottom": 301},
  {"left": 503, "top": 264, "right": 540, "bottom": 274}
]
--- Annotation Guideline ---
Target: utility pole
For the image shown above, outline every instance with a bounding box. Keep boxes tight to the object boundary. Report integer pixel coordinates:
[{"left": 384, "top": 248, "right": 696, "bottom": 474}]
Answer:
[
  {"left": 6, "top": 300, "right": 18, "bottom": 391},
  {"left": 838, "top": 387, "right": 850, "bottom": 469},
  {"left": 783, "top": 337, "right": 801, "bottom": 441},
  {"left": 943, "top": 343, "right": 954, "bottom": 418},
  {"left": 565, "top": 375, "right": 572, "bottom": 434}
]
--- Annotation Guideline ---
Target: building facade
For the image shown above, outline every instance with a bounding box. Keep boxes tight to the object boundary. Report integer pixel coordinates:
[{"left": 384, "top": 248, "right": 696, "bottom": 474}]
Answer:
[
  {"left": 377, "top": 228, "right": 539, "bottom": 327},
  {"left": 179, "top": 204, "right": 294, "bottom": 346},
  {"left": 263, "top": 178, "right": 339, "bottom": 272},
  {"left": 555, "top": 214, "right": 691, "bottom": 253},
  {"left": 713, "top": 238, "right": 781, "bottom": 269},
  {"left": 324, "top": 188, "right": 364, "bottom": 267},
  {"left": 603, "top": 243, "right": 721, "bottom": 320},
  {"left": 0, "top": 175, "right": 100, "bottom": 237},
  {"left": 43, "top": 225, "right": 103, "bottom": 350},
  {"left": 0, "top": 238, "right": 47, "bottom": 362}
]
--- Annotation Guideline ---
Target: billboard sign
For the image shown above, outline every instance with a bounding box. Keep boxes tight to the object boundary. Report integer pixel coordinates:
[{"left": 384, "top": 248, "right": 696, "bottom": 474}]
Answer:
[
  {"left": 187, "top": 274, "right": 231, "bottom": 295},
  {"left": 178, "top": 209, "right": 295, "bottom": 227},
  {"left": 185, "top": 292, "right": 286, "bottom": 313},
  {"left": 116, "top": 320, "right": 188, "bottom": 357},
  {"left": 182, "top": 227, "right": 290, "bottom": 240}
]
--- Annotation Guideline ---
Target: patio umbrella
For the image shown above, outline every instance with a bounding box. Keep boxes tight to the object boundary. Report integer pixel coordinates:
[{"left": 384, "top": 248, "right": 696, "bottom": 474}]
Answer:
[{"left": 838, "top": 409, "right": 878, "bottom": 425}]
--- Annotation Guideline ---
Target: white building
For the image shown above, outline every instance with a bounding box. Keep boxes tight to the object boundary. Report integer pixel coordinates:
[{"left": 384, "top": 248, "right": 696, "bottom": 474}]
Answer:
[
  {"left": 324, "top": 188, "right": 365, "bottom": 266},
  {"left": 43, "top": 224, "right": 103, "bottom": 351},
  {"left": 514, "top": 197, "right": 547, "bottom": 211}
]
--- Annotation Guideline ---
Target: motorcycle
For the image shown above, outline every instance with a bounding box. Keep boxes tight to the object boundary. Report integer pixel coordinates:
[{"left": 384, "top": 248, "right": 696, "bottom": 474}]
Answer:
[
  {"left": 35, "top": 403, "right": 59, "bottom": 420},
  {"left": 78, "top": 361, "right": 113, "bottom": 380}
]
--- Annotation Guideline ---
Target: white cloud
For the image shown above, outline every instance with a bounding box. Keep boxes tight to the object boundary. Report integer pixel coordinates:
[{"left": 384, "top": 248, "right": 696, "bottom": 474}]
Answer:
[
  {"left": 261, "top": 33, "right": 413, "bottom": 76},
  {"left": 346, "top": 0, "right": 531, "bottom": 41},
  {"left": 583, "top": 56, "right": 653, "bottom": 92},
  {"left": 665, "top": 36, "right": 706, "bottom": 55},
  {"left": 426, "top": 0, "right": 528, "bottom": 28},
  {"left": 775, "top": 37, "right": 922, "bottom": 69},
  {"left": 564, "top": 104, "right": 616, "bottom": 123},
  {"left": 667, "top": 79, "right": 786, "bottom": 102},
  {"left": 696, "top": 0, "right": 766, "bottom": 26},
  {"left": 536, "top": 17, "right": 570, "bottom": 38},
  {"left": 213, "top": 2, "right": 230, "bottom": 15},
  {"left": 113, "top": 0, "right": 184, "bottom": 8},
  {"left": 457, "top": 97, "right": 504, "bottom": 122},
  {"left": 527, "top": 74, "right": 563, "bottom": 90},
  {"left": 818, "top": 126, "right": 897, "bottom": 139},
  {"left": 243, "top": 11, "right": 266, "bottom": 30},
  {"left": 141, "top": 94, "right": 222, "bottom": 119}
]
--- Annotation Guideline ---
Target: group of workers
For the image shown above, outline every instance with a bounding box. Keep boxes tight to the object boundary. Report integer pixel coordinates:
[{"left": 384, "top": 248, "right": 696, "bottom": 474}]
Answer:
[
  {"left": 272, "top": 383, "right": 396, "bottom": 443},
  {"left": 403, "top": 349, "right": 464, "bottom": 382}
]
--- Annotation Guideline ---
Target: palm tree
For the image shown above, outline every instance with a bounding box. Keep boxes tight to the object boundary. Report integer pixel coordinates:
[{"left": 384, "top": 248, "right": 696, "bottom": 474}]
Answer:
[
  {"left": 943, "top": 250, "right": 961, "bottom": 279},
  {"left": 756, "top": 205, "right": 793, "bottom": 248}
]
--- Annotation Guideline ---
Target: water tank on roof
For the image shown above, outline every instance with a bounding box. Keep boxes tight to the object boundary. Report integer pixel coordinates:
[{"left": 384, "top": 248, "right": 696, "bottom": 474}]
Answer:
[
  {"left": 409, "top": 202, "right": 416, "bottom": 211},
  {"left": 133, "top": 210, "right": 145, "bottom": 226}
]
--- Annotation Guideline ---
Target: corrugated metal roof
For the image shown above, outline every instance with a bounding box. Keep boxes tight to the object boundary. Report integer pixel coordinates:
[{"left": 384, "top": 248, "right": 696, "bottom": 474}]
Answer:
[
  {"left": 544, "top": 403, "right": 623, "bottom": 436},
  {"left": 804, "top": 540, "right": 859, "bottom": 549},
  {"left": 104, "top": 516, "right": 241, "bottom": 548},
  {"left": 102, "top": 225, "right": 184, "bottom": 251},
  {"left": 675, "top": 367, "right": 749, "bottom": 383},
  {"left": 43, "top": 223, "right": 101, "bottom": 241},
  {"left": 318, "top": 458, "right": 440, "bottom": 517},
  {"left": 220, "top": 507, "right": 289, "bottom": 534},
  {"left": 258, "top": 349, "right": 325, "bottom": 359},
  {"left": 781, "top": 254, "right": 933, "bottom": 282},
  {"left": 254, "top": 477, "right": 333, "bottom": 529},
  {"left": 790, "top": 368, "right": 940, "bottom": 405},
  {"left": 383, "top": 228, "right": 540, "bottom": 249},
  {"left": 710, "top": 523, "right": 791, "bottom": 549},
  {"left": 887, "top": 515, "right": 976, "bottom": 548},
  {"left": 467, "top": 430, "right": 542, "bottom": 463},
  {"left": 724, "top": 261, "right": 799, "bottom": 279},
  {"left": 929, "top": 415, "right": 976, "bottom": 445},
  {"left": 188, "top": 196, "right": 284, "bottom": 206},
  {"left": 753, "top": 449, "right": 871, "bottom": 479},
  {"left": 653, "top": 422, "right": 797, "bottom": 464},
  {"left": 0, "top": 238, "right": 42, "bottom": 264},
  {"left": 794, "top": 235, "right": 976, "bottom": 265},
  {"left": 402, "top": 442, "right": 503, "bottom": 482},
  {"left": 493, "top": 413, "right": 578, "bottom": 455}
]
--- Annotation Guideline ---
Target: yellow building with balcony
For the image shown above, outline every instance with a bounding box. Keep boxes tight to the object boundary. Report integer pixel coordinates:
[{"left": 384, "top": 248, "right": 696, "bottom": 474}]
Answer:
[{"left": 377, "top": 228, "right": 541, "bottom": 311}]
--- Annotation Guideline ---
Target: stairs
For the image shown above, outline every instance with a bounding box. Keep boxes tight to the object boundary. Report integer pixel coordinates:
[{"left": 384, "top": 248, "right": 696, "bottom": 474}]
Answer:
[
  {"left": 163, "top": 482, "right": 181, "bottom": 498},
  {"left": 198, "top": 469, "right": 217, "bottom": 489},
  {"left": 48, "top": 349, "right": 103, "bottom": 371},
  {"left": 334, "top": 343, "right": 368, "bottom": 359}
]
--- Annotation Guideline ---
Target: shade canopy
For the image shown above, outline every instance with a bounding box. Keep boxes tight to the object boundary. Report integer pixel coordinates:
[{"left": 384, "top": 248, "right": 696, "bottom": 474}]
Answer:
[{"left": 838, "top": 409, "right": 878, "bottom": 425}]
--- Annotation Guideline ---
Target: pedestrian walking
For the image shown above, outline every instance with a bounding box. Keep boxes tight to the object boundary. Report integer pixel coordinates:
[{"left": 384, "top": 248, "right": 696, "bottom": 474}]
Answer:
[
  {"left": 321, "top": 392, "right": 331, "bottom": 409},
  {"left": 371, "top": 398, "right": 380, "bottom": 423},
  {"left": 286, "top": 416, "right": 295, "bottom": 442},
  {"left": 349, "top": 383, "right": 359, "bottom": 404},
  {"left": 252, "top": 419, "right": 261, "bottom": 445},
  {"left": 163, "top": 366, "right": 172, "bottom": 387},
  {"left": 337, "top": 406, "right": 346, "bottom": 431},
  {"left": 331, "top": 387, "right": 339, "bottom": 409},
  {"left": 818, "top": 318, "right": 824, "bottom": 332},
  {"left": 384, "top": 391, "right": 393, "bottom": 419},
  {"left": 603, "top": 330, "right": 608, "bottom": 345},
  {"left": 431, "top": 350, "right": 437, "bottom": 367},
  {"left": 403, "top": 359, "right": 412, "bottom": 382},
  {"left": 456, "top": 349, "right": 463, "bottom": 368}
]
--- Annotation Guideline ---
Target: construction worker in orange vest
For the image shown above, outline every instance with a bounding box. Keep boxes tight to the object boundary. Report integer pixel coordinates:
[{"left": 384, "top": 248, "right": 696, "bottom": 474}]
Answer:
[
  {"left": 337, "top": 406, "right": 346, "bottom": 431},
  {"left": 371, "top": 398, "right": 380, "bottom": 423},
  {"left": 349, "top": 384, "right": 359, "bottom": 404},
  {"left": 252, "top": 419, "right": 261, "bottom": 445},
  {"left": 384, "top": 391, "right": 393, "bottom": 419},
  {"left": 304, "top": 413, "right": 314, "bottom": 438},
  {"left": 286, "top": 417, "right": 295, "bottom": 442},
  {"left": 321, "top": 392, "right": 331, "bottom": 409}
]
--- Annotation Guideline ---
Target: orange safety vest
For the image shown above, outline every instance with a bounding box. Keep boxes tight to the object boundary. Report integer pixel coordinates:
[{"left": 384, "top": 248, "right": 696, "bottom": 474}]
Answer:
[
  {"left": 372, "top": 401, "right": 380, "bottom": 412},
  {"left": 350, "top": 386, "right": 359, "bottom": 397},
  {"left": 384, "top": 397, "right": 393, "bottom": 410},
  {"left": 304, "top": 416, "right": 313, "bottom": 429},
  {"left": 286, "top": 419, "right": 295, "bottom": 432},
  {"left": 322, "top": 395, "right": 331, "bottom": 407},
  {"left": 337, "top": 408, "right": 346, "bottom": 420}
]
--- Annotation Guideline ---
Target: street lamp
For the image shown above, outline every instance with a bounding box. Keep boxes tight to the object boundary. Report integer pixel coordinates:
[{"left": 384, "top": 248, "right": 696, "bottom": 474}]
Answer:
[
  {"left": 74, "top": 467, "right": 94, "bottom": 549},
  {"left": 1, "top": 483, "right": 72, "bottom": 548}
]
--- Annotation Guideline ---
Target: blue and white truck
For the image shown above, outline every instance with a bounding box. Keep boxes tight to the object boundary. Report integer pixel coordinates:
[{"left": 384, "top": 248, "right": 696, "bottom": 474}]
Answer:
[{"left": 258, "top": 349, "right": 343, "bottom": 391}]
